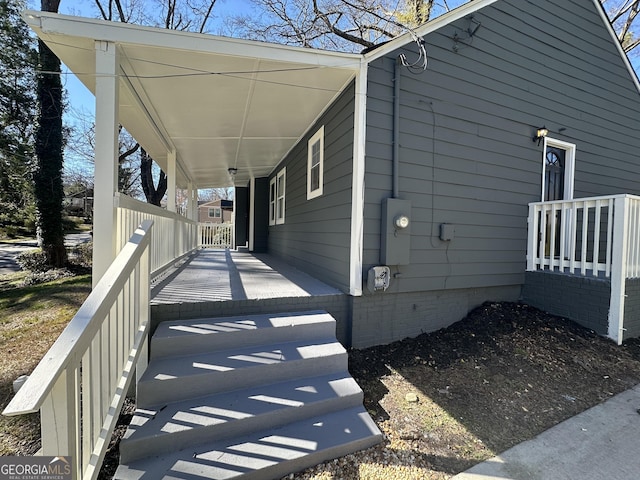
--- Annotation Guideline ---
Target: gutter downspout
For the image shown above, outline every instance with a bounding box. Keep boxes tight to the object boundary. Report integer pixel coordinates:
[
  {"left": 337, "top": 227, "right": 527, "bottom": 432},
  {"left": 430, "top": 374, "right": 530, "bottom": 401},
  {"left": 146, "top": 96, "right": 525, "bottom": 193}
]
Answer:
[{"left": 393, "top": 57, "right": 401, "bottom": 199}]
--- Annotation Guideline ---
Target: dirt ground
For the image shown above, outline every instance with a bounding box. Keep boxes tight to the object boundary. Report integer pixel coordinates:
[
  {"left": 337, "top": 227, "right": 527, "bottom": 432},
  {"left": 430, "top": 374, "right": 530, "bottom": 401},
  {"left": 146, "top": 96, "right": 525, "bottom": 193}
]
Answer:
[
  {"left": 6, "top": 300, "right": 640, "bottom": 479},
  {"left": 93, "top": 301, "right": 640, "bottom": 479}
]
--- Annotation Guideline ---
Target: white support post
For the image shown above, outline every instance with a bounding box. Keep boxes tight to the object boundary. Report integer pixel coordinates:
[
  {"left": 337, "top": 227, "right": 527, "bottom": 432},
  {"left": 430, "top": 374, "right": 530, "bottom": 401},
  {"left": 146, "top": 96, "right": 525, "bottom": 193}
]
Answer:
[
  {"left": 40, "top": 368, "right": 80, "bottom": 470},
  {"left": 187, "top": 182, "right": 194, "bottom": 220},
  {"left": 349, "top": 62, "right": 368, "bottom": 296},
  {"left": 192, "top": 186, "right": 199, "bottom": 221},
  {"left": 93, "top": 40, "right": 120, "bottom": 287},
  {"left": 609, "top": 195, "right": 629, "bottom": 345},
  {"left": 167, "top": 150, "right": 176, "bottom": 212},
  {"left": 249, "top": 177, "right": 255, "bottom": 251}
]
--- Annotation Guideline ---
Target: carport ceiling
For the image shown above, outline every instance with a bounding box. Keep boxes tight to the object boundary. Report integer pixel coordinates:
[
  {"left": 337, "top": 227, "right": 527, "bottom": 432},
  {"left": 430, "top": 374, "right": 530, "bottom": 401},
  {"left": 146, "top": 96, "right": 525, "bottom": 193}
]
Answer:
[{"left": 24, "top": 12, "right": 361, "bottom": 188}]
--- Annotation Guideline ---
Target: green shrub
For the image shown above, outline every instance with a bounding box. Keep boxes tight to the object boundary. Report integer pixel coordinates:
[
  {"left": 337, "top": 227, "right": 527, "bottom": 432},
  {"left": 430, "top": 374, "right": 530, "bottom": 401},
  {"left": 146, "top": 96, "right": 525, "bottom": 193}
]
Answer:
[{"left": 16, "top": 249, "right": 49, "bottom": 273}]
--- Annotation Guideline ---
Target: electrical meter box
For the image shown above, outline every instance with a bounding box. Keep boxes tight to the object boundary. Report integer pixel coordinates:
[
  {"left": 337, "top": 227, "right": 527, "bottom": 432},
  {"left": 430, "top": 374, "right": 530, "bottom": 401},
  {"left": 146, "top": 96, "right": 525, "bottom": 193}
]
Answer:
[{"left": 381, "top": 198, "right": 411, "bottom": 265}]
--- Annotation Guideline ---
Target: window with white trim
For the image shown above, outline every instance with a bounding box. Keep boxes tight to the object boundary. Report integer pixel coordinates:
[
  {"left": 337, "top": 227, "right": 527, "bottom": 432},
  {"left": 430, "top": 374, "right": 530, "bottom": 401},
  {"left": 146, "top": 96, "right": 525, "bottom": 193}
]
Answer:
[
  {"left": 307, "top": 126, "right": 324, "bottom": 199},
  {"left": 270, "top": 167, "right": 286, "bottom": 225},
  {"left": 269, "top": 178, "right": 276, "bottom": 226},
  {"left": 208, "top": 207, "right": 221, "bottom": 218},
  {"left": 276, "top": 167, "right": 286, "bottom": 224}
]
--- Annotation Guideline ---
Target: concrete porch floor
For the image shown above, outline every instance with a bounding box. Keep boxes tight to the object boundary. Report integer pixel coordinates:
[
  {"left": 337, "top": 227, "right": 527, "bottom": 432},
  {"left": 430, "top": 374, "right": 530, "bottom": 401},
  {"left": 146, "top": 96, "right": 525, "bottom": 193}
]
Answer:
[
  {"left": 151, "top": 249, "right": 342, "bottom": 305},
  {"left": 149, "top": 250, "right": 350, "bottom": 343}
]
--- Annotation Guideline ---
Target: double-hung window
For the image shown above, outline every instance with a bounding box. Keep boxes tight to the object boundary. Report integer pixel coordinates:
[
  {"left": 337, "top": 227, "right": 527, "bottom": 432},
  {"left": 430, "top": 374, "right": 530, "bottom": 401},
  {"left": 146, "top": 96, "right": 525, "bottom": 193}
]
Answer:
[
  {"left": 307, "top": 126, "right": 324, "bottom": 199},
  {"left": 270, "top": 167, "right": 286, "bottom": 225}
]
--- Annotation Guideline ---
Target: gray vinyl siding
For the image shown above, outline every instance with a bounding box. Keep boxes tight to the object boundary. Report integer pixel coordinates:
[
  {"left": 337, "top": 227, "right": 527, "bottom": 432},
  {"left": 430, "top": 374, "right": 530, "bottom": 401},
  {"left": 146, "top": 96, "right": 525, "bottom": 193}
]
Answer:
[
  {"left": 624, "top": 279, "right": 640, "bottom": 339},
  {"left": 267, "top": 83, "right": 355, "bottom": 292},
  {"left": 363, "top": 0, "right": 640, "bottom": 294}
]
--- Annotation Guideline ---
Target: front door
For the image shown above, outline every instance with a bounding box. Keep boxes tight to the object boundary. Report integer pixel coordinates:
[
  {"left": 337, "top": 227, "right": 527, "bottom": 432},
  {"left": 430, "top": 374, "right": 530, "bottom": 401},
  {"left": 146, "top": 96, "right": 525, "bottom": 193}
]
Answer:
[
  {"left": 541, "top": 138, "right": 576, "bottom": 257},
  {"left": 544, "top": 146, "right": 566, "bottom": 201}
]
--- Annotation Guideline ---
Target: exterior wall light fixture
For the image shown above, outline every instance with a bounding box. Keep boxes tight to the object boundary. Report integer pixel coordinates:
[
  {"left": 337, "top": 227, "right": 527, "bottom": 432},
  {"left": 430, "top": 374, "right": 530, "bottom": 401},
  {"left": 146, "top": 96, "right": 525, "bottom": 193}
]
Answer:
[{"left": 533, "top": 126, "right": 549, "bottom": 146}]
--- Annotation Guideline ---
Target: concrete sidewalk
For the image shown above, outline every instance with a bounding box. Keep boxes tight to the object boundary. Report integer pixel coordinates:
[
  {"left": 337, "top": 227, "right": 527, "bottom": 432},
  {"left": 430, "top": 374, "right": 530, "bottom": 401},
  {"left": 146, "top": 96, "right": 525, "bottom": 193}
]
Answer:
[{"left": 452, "top": 384, "right": 640, "bottom": 480}]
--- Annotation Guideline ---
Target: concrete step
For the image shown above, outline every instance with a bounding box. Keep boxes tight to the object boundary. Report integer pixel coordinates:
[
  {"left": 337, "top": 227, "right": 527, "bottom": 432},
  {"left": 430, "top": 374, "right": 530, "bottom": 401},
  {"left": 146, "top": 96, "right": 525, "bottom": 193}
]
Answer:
[
  {"left": 151, "top": 311, "right": 336, "bottom": 360},
  {"left": 137, "top": 338, "right": 348, "bottom": 408},
  {"left": 114, "top": 406, "right": 383, "bottom": 480},
  {"left": 120, "top": 371, "right": 364, "bottom": 463}
]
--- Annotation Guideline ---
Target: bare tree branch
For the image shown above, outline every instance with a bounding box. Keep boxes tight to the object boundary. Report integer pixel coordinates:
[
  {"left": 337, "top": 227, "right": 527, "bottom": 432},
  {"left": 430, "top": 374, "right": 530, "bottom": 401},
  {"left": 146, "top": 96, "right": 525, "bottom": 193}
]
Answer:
[{"left": 197, "top": 0, "right": 218, "bottom": 33}]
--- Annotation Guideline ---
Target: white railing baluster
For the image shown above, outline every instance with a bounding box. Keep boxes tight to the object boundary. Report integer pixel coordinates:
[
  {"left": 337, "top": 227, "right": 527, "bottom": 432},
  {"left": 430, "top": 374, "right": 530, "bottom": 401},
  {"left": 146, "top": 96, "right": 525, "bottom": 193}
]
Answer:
[
  {"left": 559, "top": 202, "right": 567, "bottom": 272},
  {"left": 580, "top": 201, "right": 589, "bottom": 276},
  {"left": 569, "top": 202, "right": 577, "bottom": 274},
  {"left": 606, "top": 198, "right": 614, "bottom": 277},
  {"left": 198, "top": 223, "right": 234, "bottom": 249},
  {"left": 81, "top": 349, "right": 92, "bottom": 472},
  {"left": 550, "top": 203, "right": 557, "bottom": 269},
  {"left": 593, "top": 200, "right": 601, "bottom": 276},
  {"left": 629, "top": 201, "right": 640, "bottom": 277},
  {"left": 539, "top": 207, "right": 547, "bottom": 268}
]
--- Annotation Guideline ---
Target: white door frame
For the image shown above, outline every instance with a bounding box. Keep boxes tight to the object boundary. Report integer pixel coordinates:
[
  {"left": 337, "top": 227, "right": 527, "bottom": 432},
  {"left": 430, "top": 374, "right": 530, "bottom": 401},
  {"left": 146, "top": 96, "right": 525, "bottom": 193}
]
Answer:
[
  {"left": 541, "top": 137, "right": 576, "bottom": 202},
  {"left": 541, "top": 137, "right": 577, "bottom": 260}
]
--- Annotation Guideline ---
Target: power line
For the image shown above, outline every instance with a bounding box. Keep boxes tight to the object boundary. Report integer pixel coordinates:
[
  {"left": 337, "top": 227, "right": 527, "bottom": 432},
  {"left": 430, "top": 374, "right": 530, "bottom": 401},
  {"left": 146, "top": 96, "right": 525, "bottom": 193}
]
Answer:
[{"left": 11, "top": 37, "right": 360, "bottom": 93}]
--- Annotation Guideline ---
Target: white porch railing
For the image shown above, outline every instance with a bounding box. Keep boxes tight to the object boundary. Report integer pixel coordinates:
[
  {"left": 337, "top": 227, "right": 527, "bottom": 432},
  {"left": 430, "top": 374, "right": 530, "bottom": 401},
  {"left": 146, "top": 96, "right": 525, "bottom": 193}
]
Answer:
[
  {"left": 527, "top": 194, "right": 640, "bottom": 279},
  {"left": 198, "top": 222, "right": 234, "bottom": 249},
  {"left": 116, "top": 193, "right": 197, "bottom": 277},
  {"left": 527, "top": 194, "right": 640, "bottom": 344},
  {"left": 2, "top": 220, "right": 153, "bottom": 480}
]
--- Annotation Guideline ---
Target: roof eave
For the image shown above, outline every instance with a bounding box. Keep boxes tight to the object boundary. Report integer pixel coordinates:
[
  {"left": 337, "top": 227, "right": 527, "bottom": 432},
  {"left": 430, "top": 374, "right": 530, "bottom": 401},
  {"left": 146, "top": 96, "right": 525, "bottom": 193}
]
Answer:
[
  {"left": 22, "top": 10, "right": 363, "bottom": 69},
  {"left": 364, "top": 0, "right": 499, "bottom": 63},
  {"left": 590, "top": 0, "right": 640, "bottom": 95}
]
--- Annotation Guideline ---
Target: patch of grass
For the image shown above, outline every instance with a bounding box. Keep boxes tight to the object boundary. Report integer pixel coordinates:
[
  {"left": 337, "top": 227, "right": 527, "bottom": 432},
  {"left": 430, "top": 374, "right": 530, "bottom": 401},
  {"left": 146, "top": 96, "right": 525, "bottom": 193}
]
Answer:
[
  {"left": 0, "top": 274, "right": 91, "bottom": 456},
  {"left": 64, "top": 216, "right": 92, "bottom": 234},
  {"left": 0, "top": 272, "right": 28, "bottom": 292}
]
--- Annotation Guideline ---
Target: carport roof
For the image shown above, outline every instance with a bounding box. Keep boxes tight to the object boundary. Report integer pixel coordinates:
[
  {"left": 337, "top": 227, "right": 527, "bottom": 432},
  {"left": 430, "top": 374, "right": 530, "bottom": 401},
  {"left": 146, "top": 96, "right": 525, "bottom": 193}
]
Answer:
[{"left": 23, "top": 11, "right": 362, "bottom": 188}]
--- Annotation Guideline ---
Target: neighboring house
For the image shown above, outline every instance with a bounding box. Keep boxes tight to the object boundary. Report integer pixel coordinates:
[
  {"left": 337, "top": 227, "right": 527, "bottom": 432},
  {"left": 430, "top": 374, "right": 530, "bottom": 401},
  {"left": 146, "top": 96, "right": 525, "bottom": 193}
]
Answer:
[
  {"left": 197, "top": 199, "right": 233, "bottom": 224},
  {"left": 64, "top": 191, "right": 93, "bottom": 218},
  {"left": 26, "top": 0, "right": 640, "bottom": 349}
]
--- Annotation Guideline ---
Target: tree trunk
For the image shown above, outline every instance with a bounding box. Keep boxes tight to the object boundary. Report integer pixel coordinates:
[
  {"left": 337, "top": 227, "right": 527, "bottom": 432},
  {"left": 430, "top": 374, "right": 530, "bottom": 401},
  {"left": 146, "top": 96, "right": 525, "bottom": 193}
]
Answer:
[
  {"left": 140, "top": 148, "right": 167, "bottom": 206},
  {"left": 34, "top": 0, "right": 67, "bottom": 267}
]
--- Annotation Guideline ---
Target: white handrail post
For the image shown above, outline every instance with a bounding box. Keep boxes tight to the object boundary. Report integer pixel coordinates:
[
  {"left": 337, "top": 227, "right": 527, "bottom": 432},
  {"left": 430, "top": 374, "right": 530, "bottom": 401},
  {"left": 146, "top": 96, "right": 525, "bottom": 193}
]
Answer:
[
  {"left": 40, "top": 368, "right": 80, "bottom": 475},
  {"left": 609, "top": 195, "right": 629, "bottom": 345},
  {"left": 137, "top": 236, "right": 150, "bottom": 384}
]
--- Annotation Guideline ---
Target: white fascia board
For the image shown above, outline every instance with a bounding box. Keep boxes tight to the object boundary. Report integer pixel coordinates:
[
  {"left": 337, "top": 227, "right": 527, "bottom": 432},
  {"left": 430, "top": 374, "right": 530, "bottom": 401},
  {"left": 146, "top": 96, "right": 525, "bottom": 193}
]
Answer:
[
  {"left": 23, "top": 10, "right": 362, "bottom": 70},
  {"left": 591, "top": 0, "right": 640, "bottom": 96},
  {"left": 364, "top": 0, "right": 499, "bottom": 63}
]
